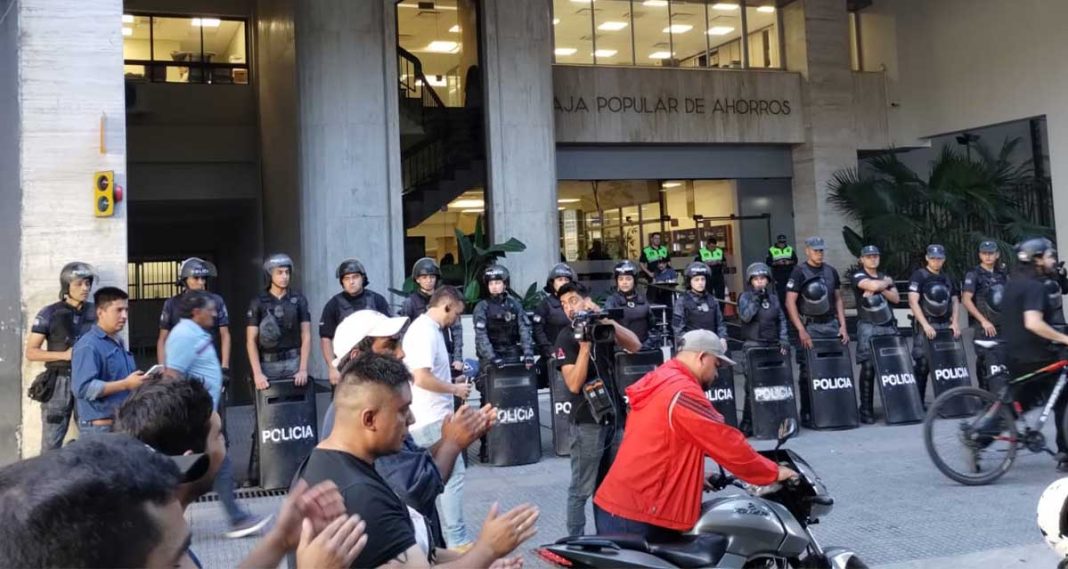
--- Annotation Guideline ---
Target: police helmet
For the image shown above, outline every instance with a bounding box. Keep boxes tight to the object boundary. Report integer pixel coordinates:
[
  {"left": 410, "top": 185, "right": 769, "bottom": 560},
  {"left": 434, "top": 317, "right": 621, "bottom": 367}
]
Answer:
[
  {"left": 547, "top": 263, "right": 577, "bottom": 284},
  {"left": 921, "top": 281, "right": 951, "bottom": 318},
  {"left": 1044, "top": 277, "right": 1063, "bottom": 303},
  {"left": 1037, "top": 477, "right": 1068, "bottom": 560},
  {"left": 859, "top": 293, "right": 893, "bottom": 325},
  {"left": 684, "top": 261, "right": 711, "bottom": 288},
  {"left": 745, "top": 262, "right": 772, "bottom": 283},
  {"left": 411, "top": 257, "right": 441, "bottom": 279},
  {"left": 177, "top": 257, "right": 217, "bottom": 286},
  {"left": 336, "top": 258, "right": 367, "bottom": 285},
  {"left": 799, "top": 277, "right": 830, "bottom": 316},
  {"left": 985, "top": 284, "right": 1005, "bottom": 315},
  {"left": 1016, "top": 237, "right": 1055, "bottom": 264},
  {"left": 263, "top": 253, "right": 294, "bottom": 279},
  {"left": 613, "top": 260, "right": 639, "bottom": 279},
  {"left": 483, "top": 264, "right": 510, "bottom": 286},
  {"left": 59, "top": 262, "right": 96, "bottom": 300}
]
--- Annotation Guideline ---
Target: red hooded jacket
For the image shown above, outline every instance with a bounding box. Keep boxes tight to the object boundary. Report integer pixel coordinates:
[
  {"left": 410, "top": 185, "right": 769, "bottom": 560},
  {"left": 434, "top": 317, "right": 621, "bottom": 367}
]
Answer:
[{"left": 594, "top": 359, "right": 779, "bottom": 531}]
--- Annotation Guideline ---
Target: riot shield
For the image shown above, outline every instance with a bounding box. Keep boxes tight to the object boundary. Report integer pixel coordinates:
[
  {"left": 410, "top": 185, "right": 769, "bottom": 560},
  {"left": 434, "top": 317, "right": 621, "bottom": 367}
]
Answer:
[
  {"left": 706, "top": 362, "right": 739, "bottom": 427},
  {"left": 926, "top": 328, "right": 973, "bottom": 416},
  {"left": 981, "top": 341, "right": 1009, "bottom": 395},
  {"left": 614, "top": 350, "right": 665, "bottom": 409},
  {"left": 804, "top": 339, "right": 859, "bottom": 430},
  {"left": 549, "top": 363, "right": 571, "bottom": 457},
  {"left": 745, "top": 347, "right": 799, "bottom": 440},
  {"left": 485, "top": 364, "right": 542, "bottom": 466},
  {"left": 870, "top": 335, "right": 924, "bottom": 424}
]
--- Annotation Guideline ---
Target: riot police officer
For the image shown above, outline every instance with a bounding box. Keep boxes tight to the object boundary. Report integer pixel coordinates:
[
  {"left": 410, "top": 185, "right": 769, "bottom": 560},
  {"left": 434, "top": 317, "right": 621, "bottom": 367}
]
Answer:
[
  {"left": 319, "top": 258, "right": 391, "bottom": 386},
  {"left": 673, "top": 262, "right": 728, "bottom": 345},
  {"left": 603, "top": 260, "right": 660, "bottom": 350},
  {"left": 246, "top": 253, "right": 311, "bottom": 484},
  {"left": 851, "top": 245, "right": 901, "bottom": 424},
  {"left": 25, "top": 262, "right": 97, "bottom": 452},
  {"left": 695, "top": 236, "right": 726, "bottom": 301},
  {"left": 533, "top": 263, "right": 576, "bottom": 361},
  {"left": 640, "top": 233, "right": 676, "bottom": 308},
  {"left": 962, "top": 241, "right": 1008, "bottom": 391},
  {"left": 767, "top": 234, "right": 798, "bottom": 305},
  {"left": 908, "top": 244, "right": 961, "bottom": 404},
  {"left": 157, "top": 258, "right": 231, "bottom": 377},
  {"left": 399, "top": 257, "right": 464, "bottom": 371},
  {"left": 472, "top": 264, "right": 534, "bottom": 462},
  {"left": 737, "top": 262, "right": 789, "bottom": 435},
  {"left": 784, "top": 237, "right": 849, "bottom": 428}
]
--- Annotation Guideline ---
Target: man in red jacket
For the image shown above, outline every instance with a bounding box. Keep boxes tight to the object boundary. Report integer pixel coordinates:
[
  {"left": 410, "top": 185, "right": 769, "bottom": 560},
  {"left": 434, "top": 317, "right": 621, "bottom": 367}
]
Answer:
[{"left": 594, "top": 329, "right": 796, "bottom": 540}]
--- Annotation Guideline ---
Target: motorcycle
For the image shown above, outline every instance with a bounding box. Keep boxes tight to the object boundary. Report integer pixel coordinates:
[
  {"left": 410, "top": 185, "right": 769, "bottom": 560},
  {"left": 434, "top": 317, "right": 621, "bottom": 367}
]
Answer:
[{"left": 536, "top": 419, "right": 867, "bottom": 568}]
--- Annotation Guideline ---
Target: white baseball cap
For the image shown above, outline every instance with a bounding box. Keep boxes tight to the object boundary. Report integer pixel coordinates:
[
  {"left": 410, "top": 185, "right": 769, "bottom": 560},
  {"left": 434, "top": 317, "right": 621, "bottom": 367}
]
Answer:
[
  {"left": 676, "top": 330, "right": 737, "bottom": 366},
  {"left": 332, "top": 310, "right": 409, "bottom": 368}
]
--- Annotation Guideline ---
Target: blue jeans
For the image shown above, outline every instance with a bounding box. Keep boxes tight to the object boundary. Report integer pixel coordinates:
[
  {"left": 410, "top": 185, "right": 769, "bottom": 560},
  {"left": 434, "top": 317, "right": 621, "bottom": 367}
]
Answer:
[
  {"left": 77, "top": 422, "right": 113, "bottom": 435},
  {"left": 594, "top": 504, "right": 683, "bottom": 542},
  {"left": 411, "top": 419, "right": 470, "bottom": 547},
  {"left": 321, "top": 402, "right": 336, "bottom": 439},
  {"left": 214, "top": 443, "right": 250, "bottom": 525},
  {"left": 567, "top": 422, "right": 618, "bottom": 537}
]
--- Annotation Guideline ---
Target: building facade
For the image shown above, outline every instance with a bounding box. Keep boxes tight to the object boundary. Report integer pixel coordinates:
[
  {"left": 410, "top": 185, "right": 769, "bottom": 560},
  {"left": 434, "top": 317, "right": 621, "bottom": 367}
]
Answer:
[{"left": 1, "top": 0, "right": 1064, "bottom": 461}]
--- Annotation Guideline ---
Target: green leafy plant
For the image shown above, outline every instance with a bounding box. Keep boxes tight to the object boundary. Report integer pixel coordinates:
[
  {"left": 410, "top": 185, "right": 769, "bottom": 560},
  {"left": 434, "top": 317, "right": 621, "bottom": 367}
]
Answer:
[{"left": 827, "top": 138, "right": 1053, "bottom": 281}]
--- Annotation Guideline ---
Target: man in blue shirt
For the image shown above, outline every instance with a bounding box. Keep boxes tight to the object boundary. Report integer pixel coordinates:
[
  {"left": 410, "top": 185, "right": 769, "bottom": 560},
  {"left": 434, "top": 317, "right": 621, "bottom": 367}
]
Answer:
[
  {"left": 165, "top": 290, "right": 270, "bottom": 538},
  {"left": 71, "top": 287, "right": 144, "bottom": 433}
]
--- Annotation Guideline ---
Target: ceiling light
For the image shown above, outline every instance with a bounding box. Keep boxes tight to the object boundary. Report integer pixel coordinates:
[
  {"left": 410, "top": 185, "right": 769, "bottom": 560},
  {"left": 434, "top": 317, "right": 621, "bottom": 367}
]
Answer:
[
  {"left": 663, "top": 24, "right": 693, "bottom": 33},
  {"left": 594, "top": 49, "right": 617, "bottom": 58},
  {"left": 757, "top": 5, "right": 776, "bottom": 13},
  {"left": 661, "top": 181, "right": 682, "bottom": 188},
  {"left": 597, "top": 21, "right": 628, "bottom": 31},
  {"left": 555, "top": 47, "right": 578, "bottom": 56},
  {"left": 712, "top": 3, "right": 739, "bottom": 10},
  {"left": 449, "top": 24, "right": 461, "bottom": 33},
  {"left": 122, "top": 27, "right": 133, "bottom": 36},
  {"left": 553, "top": 18, "right": 560, "bottom": 25},
  {"left": 643, "top": 0, "right": 668, "bottom": 6},
  {"left": 416, "top": 75, "right": 447, "bottom": 87},
  {"left": 191, "top": 18, "right": 221, "bottom": 27},
  {"left": 397, "top": 2, "right": 457, "bottom": 9},
  {"left": 570, "top": 0, "right": 593, "bottom": 3},
  {"left": 451, "top": 199, "right": 485, "bottom": 209},
  {"left": 707, "top": 26, "right": 735, "bottom": 35},
  {"left": 558, "top": 198, "right": 581, "bottom": 203},
  {"left": 461, "top": 209, "right": 484, "bottom": 214},
  {"left": 122, "top": 14, "right": 135, "bottom": 23},
  {"left": 649, "top": 51, "right": 674, "bottom": 59},
  {"left": 424, "top": 40, "right": 460, "bottom": 53}
]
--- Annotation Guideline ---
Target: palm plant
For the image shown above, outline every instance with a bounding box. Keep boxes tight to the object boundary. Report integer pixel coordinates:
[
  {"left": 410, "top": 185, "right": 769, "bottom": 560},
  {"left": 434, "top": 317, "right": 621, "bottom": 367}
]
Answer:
[{"left": 827, "top": 138, "right": 1052, "bottom": 281}]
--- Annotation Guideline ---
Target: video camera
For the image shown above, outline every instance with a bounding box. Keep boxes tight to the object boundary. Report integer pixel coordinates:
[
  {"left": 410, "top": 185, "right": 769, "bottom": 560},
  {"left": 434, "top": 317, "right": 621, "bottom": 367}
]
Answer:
[{"left": 572, "top": 308, "right": 624, "bottom": 343}]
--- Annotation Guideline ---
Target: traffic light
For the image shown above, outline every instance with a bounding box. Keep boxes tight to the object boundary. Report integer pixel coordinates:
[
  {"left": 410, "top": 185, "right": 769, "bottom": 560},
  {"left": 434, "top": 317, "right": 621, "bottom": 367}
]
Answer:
[{"left": 93, "top": 171, "right": 114, "bottom": 217}]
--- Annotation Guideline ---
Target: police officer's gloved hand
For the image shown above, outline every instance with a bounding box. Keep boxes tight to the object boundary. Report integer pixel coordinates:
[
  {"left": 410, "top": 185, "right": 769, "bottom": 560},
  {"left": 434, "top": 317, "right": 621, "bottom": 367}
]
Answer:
[
  {"left": 492, "top": 358, "right": 506, "bottom": 369},
  {"left": 221, "top": 368, "right": 231, "bottom": 388}
]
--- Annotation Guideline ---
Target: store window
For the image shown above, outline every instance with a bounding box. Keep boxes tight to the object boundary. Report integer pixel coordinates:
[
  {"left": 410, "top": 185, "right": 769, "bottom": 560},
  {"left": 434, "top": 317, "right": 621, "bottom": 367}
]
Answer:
[
  {"left": 122, "top": 14, "right": 249, "bottom": 84},
  {"left": 552, "top": 0, "right": 782, "bottom": 70}
]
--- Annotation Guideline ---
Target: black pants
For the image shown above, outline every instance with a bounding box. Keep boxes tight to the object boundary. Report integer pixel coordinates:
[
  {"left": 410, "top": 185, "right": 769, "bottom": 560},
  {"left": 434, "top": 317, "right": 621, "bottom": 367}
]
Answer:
[{"left": 1009, "top": 357, "right": 1068, "bottom": 454}]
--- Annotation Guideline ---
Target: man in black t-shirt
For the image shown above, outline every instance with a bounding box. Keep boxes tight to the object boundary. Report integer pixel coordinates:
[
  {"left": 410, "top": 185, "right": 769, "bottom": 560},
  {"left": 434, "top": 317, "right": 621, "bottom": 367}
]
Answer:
[
  {"left": 553, "top": 282, "right": 641, "bottom": 537},
  {"left": 319, "top": 258, "right": 392, "bottom": 387},
  {"left": 301, "top": 353, "right": 539, "bottom": 568},
  {"left": 907, "top": 244, "right": 961, "bottom": 404},
  {"left": 1001, "top": 238, "right": 1068, "bottom": 469}
]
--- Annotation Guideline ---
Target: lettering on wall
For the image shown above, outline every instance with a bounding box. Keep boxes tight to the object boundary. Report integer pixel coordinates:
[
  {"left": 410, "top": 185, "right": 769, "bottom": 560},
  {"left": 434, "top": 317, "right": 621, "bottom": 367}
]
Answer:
[{"left": 554, "top": 95, "right": 792, "bottom": 117}]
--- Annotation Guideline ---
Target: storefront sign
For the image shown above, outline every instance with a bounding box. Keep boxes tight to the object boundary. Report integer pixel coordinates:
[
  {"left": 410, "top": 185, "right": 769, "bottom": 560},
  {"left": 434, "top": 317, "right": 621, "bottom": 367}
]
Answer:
[{"left": 553, "top": 66, "right": 804, "bottom": 145}]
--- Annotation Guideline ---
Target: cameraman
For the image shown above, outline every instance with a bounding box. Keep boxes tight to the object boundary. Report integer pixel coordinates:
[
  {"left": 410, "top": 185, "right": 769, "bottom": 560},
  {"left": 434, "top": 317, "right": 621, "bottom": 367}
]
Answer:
[{"left": 553, "top": 282, "right": 641, "bottom": 537}]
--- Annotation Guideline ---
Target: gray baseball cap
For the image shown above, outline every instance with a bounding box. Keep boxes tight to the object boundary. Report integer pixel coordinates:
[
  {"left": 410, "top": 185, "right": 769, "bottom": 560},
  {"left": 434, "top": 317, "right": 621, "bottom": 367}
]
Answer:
[
  {"left": 927, "top": 244, "right": 946, "bottom": 259},
  {"left": 978, "top": 240, "right": 998, "bottom": 253},
  {"left": 676, "top": 330, "right": 737, "bottom": 366},
  {"left": 860, "top": 245, "right": 880, "bottom": 257},
  {"left": 805, "top": 236, "right": 826, "bottom": 251}
]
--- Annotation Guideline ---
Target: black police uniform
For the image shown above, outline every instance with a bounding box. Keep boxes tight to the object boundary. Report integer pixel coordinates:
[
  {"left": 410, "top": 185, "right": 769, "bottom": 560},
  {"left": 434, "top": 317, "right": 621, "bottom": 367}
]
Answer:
[
  {"left": 30, "top": 300, "right": 96, "bottom": 451},
  {"left": 851, "top": 268, "right": 899, "bottom": 422},
  {"left": 640, "top": 246, "right": 677, "bottom": 309},
  {"left": 603, "top": 289, "right": 660, "bottom": 350},
  {"left": 908, "top": 267, "right": 959, "bottom": 402},
  {"left": 962, "top": 265, "right": 1008, "bottom": 390},
  {"left": 785, "top": 262, "right": 843, "bottom": 424},
  {"left": 737, "top": 286, "right": 788, "bottom": 433},
  {"left": 672, "top": 289, "right": 728, "bottom": 340},
  {"left": 533, "top": 289, "right": 571, "bottom": 358},
  {"left": 399, "top": 289, "right": 464, "bottom": 366},
  {"left": 473, "top": 293, "right": 534, "bottom": 461},
  {"left": 160, "top": 291, "right": 231, "bottom": 334},
  {"left": 318, "top": 289, "right": 391, "bottom": 342}
]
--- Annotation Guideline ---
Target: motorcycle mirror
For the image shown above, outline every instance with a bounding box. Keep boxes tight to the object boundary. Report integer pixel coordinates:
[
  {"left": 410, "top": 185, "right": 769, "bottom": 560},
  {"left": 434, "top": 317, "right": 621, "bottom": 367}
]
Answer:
[{"left": 776, "top": 418, "right": 798, "bottom": 449}]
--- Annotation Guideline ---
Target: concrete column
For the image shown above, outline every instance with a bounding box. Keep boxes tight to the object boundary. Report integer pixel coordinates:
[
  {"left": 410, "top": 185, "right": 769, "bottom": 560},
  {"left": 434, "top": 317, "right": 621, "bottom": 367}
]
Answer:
[
  {"left": 481, "top": 0, "right": 558, "bottom": 293},
  {"left": 294, "top": 0, "right": 404, "bottom": 376},
  {"left": 785, "top": 0, "right": 856, "bottom": 270},
  {"left": 4, "top": 0, "right": 129, "bottom": 460}
]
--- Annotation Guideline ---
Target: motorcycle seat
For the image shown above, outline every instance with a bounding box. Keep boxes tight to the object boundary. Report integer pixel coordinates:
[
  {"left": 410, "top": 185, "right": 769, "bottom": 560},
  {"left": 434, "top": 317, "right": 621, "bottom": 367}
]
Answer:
[
  {"left": 554, "top": 534, "right": 651, "bottom": 551},
  {"left": 648, "top": 534, "right": 727, "bottom": 569}
]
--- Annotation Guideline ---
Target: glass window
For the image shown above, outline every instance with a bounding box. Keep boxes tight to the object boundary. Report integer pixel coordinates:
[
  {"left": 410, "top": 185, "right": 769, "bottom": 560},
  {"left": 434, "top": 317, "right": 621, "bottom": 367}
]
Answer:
[
  {"left": 745, "top": 2, "right": 780, "bottom": 69},
  {"left": 553, "top": 0, "right": 594, "bottom": 65},
  {"left": 706, "top": 2, "right": 742, "bottom": 68},
  {"left": 593, "top": 0, "right": 635, "bottom": 66},
  {"left": 668, "top": 1, "right": 708, "bottom": 68},
  {"left": 634, "top": 0, "right": 673, "bottom": 66},
  {"left": 122, "top": 14, "right": 250, "bottom": 84},
  {"left": 397, "top": 0, "right": 469, "bottom": 107}
]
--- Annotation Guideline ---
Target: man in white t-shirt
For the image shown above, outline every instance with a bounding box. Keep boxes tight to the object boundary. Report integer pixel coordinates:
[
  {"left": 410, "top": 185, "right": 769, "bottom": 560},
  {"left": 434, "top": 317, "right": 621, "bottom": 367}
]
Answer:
[{"left": 403, "top": 286, "right": 472, "bottom": 549}]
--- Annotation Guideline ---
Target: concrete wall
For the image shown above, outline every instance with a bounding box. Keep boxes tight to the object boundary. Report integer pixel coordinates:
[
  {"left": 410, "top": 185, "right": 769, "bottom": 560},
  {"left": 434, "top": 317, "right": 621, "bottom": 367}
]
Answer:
[{"left": 16, "top": 0, "right": 128, "bottom": 458}]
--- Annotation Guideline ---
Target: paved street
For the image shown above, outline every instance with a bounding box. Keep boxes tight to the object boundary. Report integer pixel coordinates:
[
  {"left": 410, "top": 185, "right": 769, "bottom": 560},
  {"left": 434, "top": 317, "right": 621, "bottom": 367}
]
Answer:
[{"left": 192, "top": 387, "right": 1064, "bottom": 568}]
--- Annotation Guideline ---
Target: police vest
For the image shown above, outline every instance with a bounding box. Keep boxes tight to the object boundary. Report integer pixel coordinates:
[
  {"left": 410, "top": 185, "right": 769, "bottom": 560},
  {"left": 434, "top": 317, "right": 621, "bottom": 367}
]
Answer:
[
  {"left": 644, "top": 246, "right": 669, "bottom": 263},
  {"left": 769, "top": 246, "right": 793, "bottom": 261},
  {"left": 699, "top": 247, "right": 724, "bottom": 264},
  {"left": 485, "top": 297, "right": 522, "bottom": 351},
  {"left": 680, "top": 291, "right": 721, "bottom": 335},
  {"left": 742, "top": 293, "right": 781, "bottom": 343},
  {"left": 610, "top": 291, "right": 651, "bottom": 342}
]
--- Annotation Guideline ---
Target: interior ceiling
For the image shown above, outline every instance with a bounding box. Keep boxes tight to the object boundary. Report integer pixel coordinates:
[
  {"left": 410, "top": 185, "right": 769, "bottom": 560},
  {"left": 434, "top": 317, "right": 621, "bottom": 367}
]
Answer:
[
  {"left": 397, "top": 0, "right": 463, "bottom": 76},
  {"left": 124, "top": 15, "right": 244, "bottom": 60}
]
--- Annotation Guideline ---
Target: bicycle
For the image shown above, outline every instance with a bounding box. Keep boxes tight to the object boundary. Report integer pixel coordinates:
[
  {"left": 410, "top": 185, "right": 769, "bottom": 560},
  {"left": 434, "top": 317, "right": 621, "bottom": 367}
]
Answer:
[{"left": 923, "top": 341, "right": 1068, "bottom": 486}]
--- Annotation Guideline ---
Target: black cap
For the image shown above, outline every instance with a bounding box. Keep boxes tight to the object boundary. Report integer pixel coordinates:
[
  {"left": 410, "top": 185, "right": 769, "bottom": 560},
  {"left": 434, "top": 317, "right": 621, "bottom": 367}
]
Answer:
[
  {"left": 978, "top": 240, "right": 998, "bottom": 253},
  {"left": 926, "top": 244, "right": 946, "bottom": 259},
  {"left": 776, "top": 234, "right": 788, "bottom": 243},
  {"left": 805, "top": 236, "right": 826, "bottom": 250},
  {"left": 860, "top": 245, "right": 880, "bottom": 256}
]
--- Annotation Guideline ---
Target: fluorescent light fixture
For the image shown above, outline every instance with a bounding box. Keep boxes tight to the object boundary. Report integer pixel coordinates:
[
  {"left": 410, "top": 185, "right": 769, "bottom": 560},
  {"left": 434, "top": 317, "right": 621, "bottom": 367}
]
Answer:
[
  {"left": 461, "top": 209, "right": 484, "bottom": 214},
  {"left": 757, "top": 5, "right": 776, "bottom": 13},
  {"left": 553, "top": 18, "right": 560, "bottom": 25},
  {"left": 570, "top": 0, "right": 593, "bottom": 3},
  {"left": 661, "top": 181, "right": 682, "bottom": 188},
  {"left": 597, "top": 21, "right": 628, "bottom": 31},
  {"left": 649, "top": 51, "right": 674, "bottom": 59},
  {"left": 554, "top": 47, "right": 578, "bottom": 56},
  {"left": 712, "top": 3, "right": 739, "bottom": 10},
  {"left": 707, "top": 26, "right": 735, "bottom": 35},
  {"left": 594, "top": 49, "right": 618, "bottom": 58},
  {"left": 663, "top": 24, "right": 693, "bottom": 33},
  {"left": 558, "top": 198, "right": 581, "bottom": 203},
  {"left": 122, "top": 14, "right": 135, "bottom": 23},
  {"left": 451, "top": 199, "right": 485, "bottom": 209},
  {"left": 643, "top": 0, "right": 668, "bottom": 6},
  {"left": 398, "top": 2, "right": 457, "bottom": 9},
  {"left": 421, "top": 75, "right": 447, "bottom": 87},
  {"left": 424, "top": 40, "right": 460, "bottom": 53},
  {"left": 191, "top": 18, "right": 221, "bottom": 27},
  {"left": 449, "top": 24, "right": 461, "bottom": 33},
  {"left": 122, "top": 27, "right": 133, "bottom": 36}
]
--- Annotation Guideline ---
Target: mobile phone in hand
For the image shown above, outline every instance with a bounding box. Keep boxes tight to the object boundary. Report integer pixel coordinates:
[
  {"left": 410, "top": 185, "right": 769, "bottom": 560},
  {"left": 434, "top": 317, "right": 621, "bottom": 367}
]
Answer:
[{"left": 145, "top": 364, "right": 165, "bottom": 377}]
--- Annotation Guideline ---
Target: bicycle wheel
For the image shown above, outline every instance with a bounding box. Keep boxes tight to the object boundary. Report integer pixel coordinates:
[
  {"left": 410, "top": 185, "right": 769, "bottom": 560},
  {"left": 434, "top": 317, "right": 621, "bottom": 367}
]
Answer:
[{"left": 924, "top": 386, "right": 1018, "bottom": 485}]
